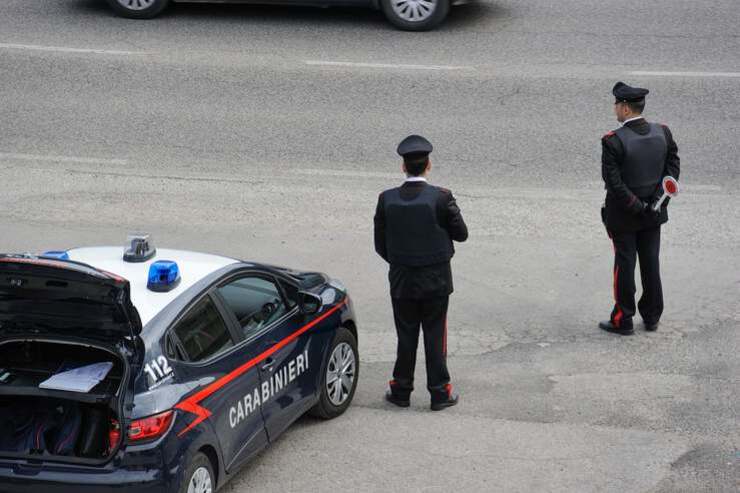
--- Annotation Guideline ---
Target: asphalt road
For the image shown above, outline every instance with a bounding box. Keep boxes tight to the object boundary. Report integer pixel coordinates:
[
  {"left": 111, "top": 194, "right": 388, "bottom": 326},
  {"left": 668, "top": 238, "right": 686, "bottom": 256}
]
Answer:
[{"left": 1, "top": 0, "right": 739, "bottom": 491}]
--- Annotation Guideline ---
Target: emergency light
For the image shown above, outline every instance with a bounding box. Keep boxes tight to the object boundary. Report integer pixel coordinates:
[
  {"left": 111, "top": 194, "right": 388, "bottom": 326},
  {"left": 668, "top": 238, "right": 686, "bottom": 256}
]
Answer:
[
  {"left": 124, "top": 233, "right": 156, "bottom": 263},
  {"left": 41, "top": 251, "right": 70, "bottom": 260},
  {"left": 147, "top": 261, "right": 181, "bottom": 292}
]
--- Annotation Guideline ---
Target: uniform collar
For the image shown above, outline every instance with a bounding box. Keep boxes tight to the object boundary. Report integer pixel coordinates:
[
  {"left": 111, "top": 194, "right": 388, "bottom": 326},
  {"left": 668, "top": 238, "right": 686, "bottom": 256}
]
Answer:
[
  {"left": 404, "top": 176, "right": 428, "bottom": 183},
  {"left": 622, "top": 116, "right": 645, "bottom": 126}
]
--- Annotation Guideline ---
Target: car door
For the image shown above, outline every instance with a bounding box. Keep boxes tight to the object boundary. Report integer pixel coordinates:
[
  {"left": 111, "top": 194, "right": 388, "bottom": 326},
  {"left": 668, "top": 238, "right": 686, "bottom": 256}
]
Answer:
[
  {"left": 168, "top": 291, "right": 269, "bottom": 472},
  {"left": 213, "top": 272, "right": 317, "bottom": 441}
]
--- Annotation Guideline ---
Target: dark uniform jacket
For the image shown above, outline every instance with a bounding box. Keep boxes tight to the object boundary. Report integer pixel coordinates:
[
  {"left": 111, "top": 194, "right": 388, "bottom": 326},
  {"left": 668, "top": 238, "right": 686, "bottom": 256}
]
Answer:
[
  {"left": 602, "top": 118, "right": 680, "bottom": 233},
  {"left": 374, "top": 181, "right": 468, "bottom": 299}
]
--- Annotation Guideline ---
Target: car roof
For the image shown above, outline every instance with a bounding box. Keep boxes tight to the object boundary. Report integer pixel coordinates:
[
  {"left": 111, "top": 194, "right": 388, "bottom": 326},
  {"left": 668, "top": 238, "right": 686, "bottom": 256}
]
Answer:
[{"left": 66, "top": 247, "right": 240, "bottom": 326}]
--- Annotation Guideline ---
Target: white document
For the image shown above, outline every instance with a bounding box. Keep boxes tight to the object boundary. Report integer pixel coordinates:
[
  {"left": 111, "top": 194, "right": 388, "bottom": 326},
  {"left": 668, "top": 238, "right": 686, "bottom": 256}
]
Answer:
[{"left": 39, "top": 362, "right": 114, "bottom": 393}]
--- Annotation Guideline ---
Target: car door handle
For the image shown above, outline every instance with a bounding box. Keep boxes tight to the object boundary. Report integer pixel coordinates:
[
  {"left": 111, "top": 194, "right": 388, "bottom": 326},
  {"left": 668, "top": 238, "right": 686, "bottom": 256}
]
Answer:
[{"left": 261, "top": 358, "right": 275, "bottom": 371}]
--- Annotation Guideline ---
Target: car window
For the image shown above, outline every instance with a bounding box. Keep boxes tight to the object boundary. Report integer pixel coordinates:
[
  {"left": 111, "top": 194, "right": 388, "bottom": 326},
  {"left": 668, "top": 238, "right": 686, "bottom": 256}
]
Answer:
[
  {"left": 172, "top": 296, "right": 234, "bottom": 362},
  {"left": 218, "top": 276, "right": 288, "bottom": 338}
]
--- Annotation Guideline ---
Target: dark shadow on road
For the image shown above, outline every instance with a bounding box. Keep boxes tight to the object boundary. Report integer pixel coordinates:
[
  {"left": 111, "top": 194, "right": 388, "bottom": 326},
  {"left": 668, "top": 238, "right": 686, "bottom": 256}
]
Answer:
[{"left": 444, "top": 2, "right": 512, "bottom": 31}]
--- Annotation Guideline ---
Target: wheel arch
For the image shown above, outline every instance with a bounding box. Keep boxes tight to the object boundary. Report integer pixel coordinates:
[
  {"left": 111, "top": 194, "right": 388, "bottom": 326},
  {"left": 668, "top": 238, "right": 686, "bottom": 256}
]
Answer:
[
  {"left": 342, "top": 319, "right": 358, "bottom": 344},
  {"left": 198, "top": 444, "right": 221, "bottom": 488}
]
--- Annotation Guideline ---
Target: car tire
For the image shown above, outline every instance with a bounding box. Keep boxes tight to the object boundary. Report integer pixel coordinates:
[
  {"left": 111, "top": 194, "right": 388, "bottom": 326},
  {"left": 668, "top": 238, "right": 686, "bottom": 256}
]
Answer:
[
  {"left": 105, "top": 0, "right": 170, "bottom": 19},
  {"left": 178, "top": 452, "right": 215, "bottom": 493},
  {"left": 380, "top": 0, "right": 450, "bottom": 31},
  {"left": 309, "top": 327, "right": 359, "bottom": 419}
]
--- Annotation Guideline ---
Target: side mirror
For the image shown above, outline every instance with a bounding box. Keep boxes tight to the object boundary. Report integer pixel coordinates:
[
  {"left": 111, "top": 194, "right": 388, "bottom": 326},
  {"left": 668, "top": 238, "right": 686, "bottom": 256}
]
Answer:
[{"left": 298, "top": 291, "right": 322, "bottom": 315}]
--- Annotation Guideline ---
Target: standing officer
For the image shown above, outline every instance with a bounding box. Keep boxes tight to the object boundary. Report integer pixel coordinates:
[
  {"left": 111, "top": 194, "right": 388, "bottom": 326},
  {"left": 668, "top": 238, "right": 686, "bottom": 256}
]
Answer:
[
  {"left": 374, "top": 135, "right": 468, "bottom": 411},
  {"left": 600, "top": 82, "right": 680, "bottom": 335}
]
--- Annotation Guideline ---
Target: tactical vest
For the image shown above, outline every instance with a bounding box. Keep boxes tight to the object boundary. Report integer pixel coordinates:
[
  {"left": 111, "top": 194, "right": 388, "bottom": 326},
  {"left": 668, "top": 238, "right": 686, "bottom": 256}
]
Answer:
[
  {"left": 383, "top": 185, "right": 454, "bottom": 267},
  {"left": 614, "top": 123, "right": 667, "bottom": 197}
]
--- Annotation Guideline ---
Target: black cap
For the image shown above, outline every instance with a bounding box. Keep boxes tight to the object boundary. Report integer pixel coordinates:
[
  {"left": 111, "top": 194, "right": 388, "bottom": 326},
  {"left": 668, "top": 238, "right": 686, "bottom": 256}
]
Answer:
[
  {"left": 397, "top": 134, "right": 433, "bottom": 158},
  {"left": 613, "top": 81, "right": 649, "bottom": 103}
]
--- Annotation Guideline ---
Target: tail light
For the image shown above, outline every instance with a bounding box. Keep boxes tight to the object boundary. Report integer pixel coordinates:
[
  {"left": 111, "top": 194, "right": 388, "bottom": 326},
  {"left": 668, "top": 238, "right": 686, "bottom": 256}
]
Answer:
[
  {"left": 108, "top": 419, "right": 121, "bottom": 454},
  {"left": 128, "top": 410, "right": 175, "bottom": 443}
]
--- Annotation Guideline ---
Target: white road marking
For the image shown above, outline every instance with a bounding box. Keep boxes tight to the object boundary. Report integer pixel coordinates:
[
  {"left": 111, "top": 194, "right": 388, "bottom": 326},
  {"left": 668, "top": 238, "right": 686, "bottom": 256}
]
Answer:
[
  {"left": 0, "top": 152, "right": 128, "bottom": 166},
  {"left": 629, "top": 71, "right": 740, "bottom": 78},
  {"left": 304, "top": 60, "right": 474, "bottom": 71},
  {"left": 586, "top": 181, "right": 722, "bottom": 193},
  {"left": 0, "top": 43, "right": 145, "bottom": 56},
  {"left": 292, "top": 168, "right": 399, "bottom": 179},
  {"left": 682, "top": 184, "right": 723, "bottom": 192}
]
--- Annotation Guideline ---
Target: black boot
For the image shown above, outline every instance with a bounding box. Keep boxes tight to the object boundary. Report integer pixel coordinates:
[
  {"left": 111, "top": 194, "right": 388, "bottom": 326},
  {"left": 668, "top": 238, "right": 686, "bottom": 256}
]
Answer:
[
  {"left": 385, "top": 391, "right": 410, "bottom": 408},
  {"left": 644, "top": 321, "right": 659, "bottom": 332},
  {"left": 599, "top": 320, "right": 634, "bottom": 336},
  {"left": 431, "top": 392, "right": 459, "bottom": 411}
]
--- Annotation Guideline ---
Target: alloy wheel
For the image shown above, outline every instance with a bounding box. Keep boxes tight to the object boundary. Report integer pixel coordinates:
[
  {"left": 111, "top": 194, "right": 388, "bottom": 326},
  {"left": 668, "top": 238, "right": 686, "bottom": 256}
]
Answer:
[
  {"left": 390, "top": 0, "right": 437, "bottom": 22},
  {"left": 187, "top": 467, "right": 213, "bottom": 493},
  {"left": 326, "top": 342, "right": 356, "bottom": 406},
  {"left": 116, "top": 0, "right": 156, "bottom": 10}
]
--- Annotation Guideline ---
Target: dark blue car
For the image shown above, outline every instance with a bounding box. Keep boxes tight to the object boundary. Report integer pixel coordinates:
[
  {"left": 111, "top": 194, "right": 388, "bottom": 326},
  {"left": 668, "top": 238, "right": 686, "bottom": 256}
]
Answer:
[{"left": 0, "top": 236, "right": 359, "bottom": 492}]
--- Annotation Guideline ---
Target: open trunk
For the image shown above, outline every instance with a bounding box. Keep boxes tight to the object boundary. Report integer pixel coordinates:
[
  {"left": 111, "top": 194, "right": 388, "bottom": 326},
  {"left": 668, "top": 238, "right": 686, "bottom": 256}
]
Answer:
[
  {"left": 0, "top": 255, "right": 143, "bottom": 464},
  {"left": 0, "top": 340, "right": 125, "bottom": 463}
]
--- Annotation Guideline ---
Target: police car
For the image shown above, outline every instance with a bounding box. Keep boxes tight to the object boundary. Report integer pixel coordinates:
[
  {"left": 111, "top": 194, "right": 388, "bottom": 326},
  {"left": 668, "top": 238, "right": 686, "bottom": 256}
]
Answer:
[
  {"left": 0, "top": 235, "right": 359, "bottom": 492},
  {"left": 104, "top": 0, "right": 455, "bottom": 31}
]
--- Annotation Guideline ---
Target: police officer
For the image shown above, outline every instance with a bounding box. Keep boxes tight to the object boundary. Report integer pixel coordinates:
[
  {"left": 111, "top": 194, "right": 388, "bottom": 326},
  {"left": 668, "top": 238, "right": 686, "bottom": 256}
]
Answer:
[
  {"left": 374, "top": 135, "right": 468, "bottom": 410},
  {"left": 600, "top": 82, "right": 680, "bottom": 335}
]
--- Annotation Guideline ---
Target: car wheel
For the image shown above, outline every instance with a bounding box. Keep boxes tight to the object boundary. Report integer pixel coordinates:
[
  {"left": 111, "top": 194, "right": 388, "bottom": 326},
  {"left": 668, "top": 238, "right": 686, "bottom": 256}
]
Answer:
[
  {"left": 380, "top": 0, "right": 450, "bottom": 31},
  {"left": 179, "top": 452, "right": 215, "bottom": 493},
  {"left": 310, "top": 327, "right": 359, "bottom": 419},
  {"left": 105, "top": 0, "right": 170, "bottom": 19}
]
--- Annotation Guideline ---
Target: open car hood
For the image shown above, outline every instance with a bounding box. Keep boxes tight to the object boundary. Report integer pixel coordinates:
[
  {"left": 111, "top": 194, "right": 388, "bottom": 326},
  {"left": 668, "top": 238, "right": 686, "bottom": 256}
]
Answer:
[{"left": 0, "top": 255, "right": 142, "bottom": 346}]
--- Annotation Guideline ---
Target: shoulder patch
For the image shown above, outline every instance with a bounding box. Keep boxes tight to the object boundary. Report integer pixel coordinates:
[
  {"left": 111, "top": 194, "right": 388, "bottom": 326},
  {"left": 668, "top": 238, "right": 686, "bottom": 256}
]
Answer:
[
  {"left": 660, "top": 123, "right": 668, "bottom": 128},
  {"left": 437, "top": 186, "right": 450, "bottom": 194},
  {"left": 602, "top": 130, "right": 616, "bottom": 139}
]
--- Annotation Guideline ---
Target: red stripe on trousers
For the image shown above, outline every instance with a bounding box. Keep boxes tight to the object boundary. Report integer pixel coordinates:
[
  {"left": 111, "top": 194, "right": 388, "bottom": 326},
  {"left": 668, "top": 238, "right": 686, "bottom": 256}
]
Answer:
[
  {"left": 443, "top": 316, "right": 448, "bottom": 356},
  {"left": 613, "top": 264, "right": 623, "bottom": 327}
]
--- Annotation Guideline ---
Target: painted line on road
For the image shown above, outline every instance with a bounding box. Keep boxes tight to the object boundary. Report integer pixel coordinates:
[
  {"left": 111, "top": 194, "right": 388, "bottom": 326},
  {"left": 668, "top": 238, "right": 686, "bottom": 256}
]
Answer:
[
  {"left": 0, "top": 152, "right": 128, "bottom": 166},
  {"left": 0, "top": 43, "right": 146, "bottom": 56},
  {"left": 304, "top": 60, "right": 475, "bottom": 71},
  {"left": 629, "top": 71, "right": 740, "bottom": 78},
  {"left": 292, "top": 168, "right": 399, "bottom": 179}
]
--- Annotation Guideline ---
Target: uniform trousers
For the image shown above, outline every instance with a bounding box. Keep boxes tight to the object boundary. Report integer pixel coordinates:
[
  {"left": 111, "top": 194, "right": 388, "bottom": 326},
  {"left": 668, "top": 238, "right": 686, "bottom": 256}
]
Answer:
[
  {"left": 390, "top": 296, "right": 451, "bottom": 403},
  {"left": 609, "top": 226, "right": 664, "bottom": 329}
]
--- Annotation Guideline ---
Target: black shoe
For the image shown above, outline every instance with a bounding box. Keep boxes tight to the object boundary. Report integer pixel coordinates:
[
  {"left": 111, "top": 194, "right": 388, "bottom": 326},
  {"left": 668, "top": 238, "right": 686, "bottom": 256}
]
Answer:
[
  {"left": 431, "top": 393, "right": 459, "bottom": 411},
  {"left": 599, "top": 320, "right": 634, "bottom": 336},
  {"left": 644, "top": 322, "right": 659, "bottom": 332},
  {"left": 385, "top": 391, "right": 410, "bottom": 408}
]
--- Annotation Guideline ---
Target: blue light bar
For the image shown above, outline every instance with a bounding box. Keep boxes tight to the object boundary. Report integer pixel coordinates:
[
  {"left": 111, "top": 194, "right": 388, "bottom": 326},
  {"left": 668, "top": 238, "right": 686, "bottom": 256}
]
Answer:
[
  {"left": 41, "top": 251, "right": 70, "bottom": 260},
  {"left": 147, "top": 260, "right": 181, "bottom": 292}
]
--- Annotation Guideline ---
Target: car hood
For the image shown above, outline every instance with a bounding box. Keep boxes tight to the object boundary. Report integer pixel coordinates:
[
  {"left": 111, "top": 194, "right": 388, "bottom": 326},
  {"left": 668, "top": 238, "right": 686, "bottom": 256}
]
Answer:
[{"left": 0, "top": 255, "right": 142, "bottom": 348}]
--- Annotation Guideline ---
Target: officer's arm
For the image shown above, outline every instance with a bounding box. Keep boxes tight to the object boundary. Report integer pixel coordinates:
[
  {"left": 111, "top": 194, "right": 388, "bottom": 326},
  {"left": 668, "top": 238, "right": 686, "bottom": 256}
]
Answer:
[
  {"left": 653, "top": 125, "right": 681, "bottom": 205},
  {"left": 663, "top": 125, "right": 680, "bottom": 181},
  {"left": 602, "top": 134, "right": 645, "bottom": 214},
  {"left": 441, "top": 191, "right": 469, "bottom": 242},
  {"left": 373, "top": 193, "right": 389, "bottom": 261}
]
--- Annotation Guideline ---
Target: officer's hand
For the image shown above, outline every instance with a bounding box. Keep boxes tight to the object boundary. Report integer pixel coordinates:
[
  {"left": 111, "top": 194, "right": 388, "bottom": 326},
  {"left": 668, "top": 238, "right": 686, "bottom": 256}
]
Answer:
[
  {"left": 646, "top": 202, "right": 662, "bottom": 221},
  {"left": 630, "top": 199, "right": 648, "bottom": 215}
]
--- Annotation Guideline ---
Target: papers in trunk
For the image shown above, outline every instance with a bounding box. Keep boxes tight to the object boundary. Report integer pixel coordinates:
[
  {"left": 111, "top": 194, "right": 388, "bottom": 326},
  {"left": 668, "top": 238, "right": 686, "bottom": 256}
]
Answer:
[{"left": 39, "top": 362, "right": 114, "bottom": 393}]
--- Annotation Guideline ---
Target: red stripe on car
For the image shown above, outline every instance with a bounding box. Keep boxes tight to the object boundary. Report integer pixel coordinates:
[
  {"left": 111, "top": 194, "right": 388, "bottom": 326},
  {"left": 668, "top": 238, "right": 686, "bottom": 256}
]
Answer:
[{"left": 175, "top": 299, "right": 347, "bottom": 437}]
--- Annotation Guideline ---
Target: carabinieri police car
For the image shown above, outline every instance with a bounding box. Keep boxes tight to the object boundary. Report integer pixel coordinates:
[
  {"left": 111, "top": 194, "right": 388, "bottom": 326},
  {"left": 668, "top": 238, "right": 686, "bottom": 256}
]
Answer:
[{"left": 0, "top": 234, "right": 359, "bottom": 492}]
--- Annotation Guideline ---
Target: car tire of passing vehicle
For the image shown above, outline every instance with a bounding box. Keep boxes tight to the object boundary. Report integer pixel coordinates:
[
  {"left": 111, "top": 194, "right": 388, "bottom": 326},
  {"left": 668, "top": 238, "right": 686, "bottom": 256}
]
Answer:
[
  {"left": 105, "top": 0, "right": 170, "bottom": 19},
  {"left": 380, "top": 0, "right": 450, "bottom": 31},
  {"left": 310, "top": 327, "right": 359, "bottom": 419},
  {"left": 179, "top": 452, "right": 215, "bottom": 493}
]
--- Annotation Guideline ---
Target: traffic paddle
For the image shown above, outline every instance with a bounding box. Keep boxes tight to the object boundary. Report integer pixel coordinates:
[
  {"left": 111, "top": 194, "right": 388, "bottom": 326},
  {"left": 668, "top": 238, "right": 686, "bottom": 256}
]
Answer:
[{"left": 653, "top": 176, "right": 680, "bottom": 211}]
